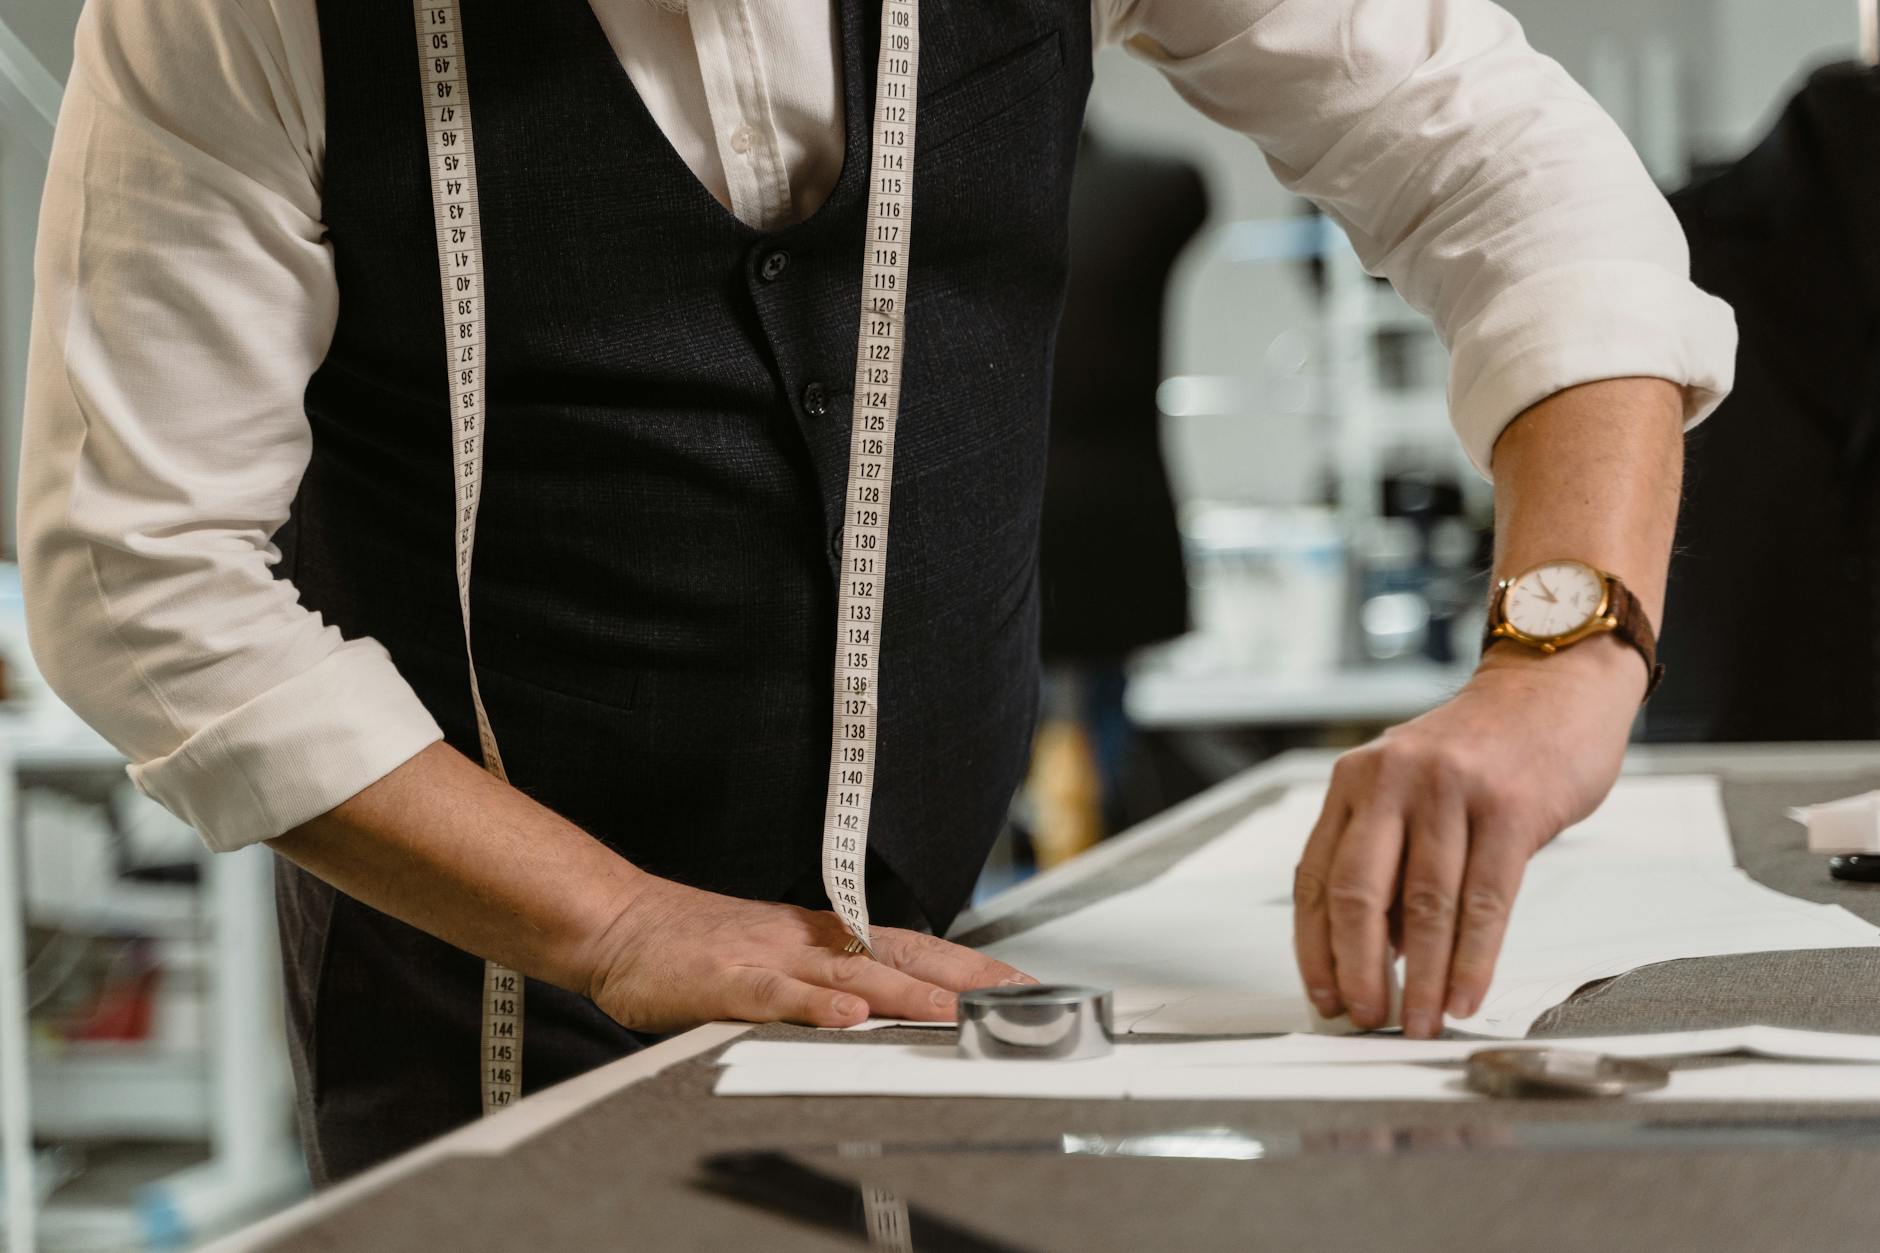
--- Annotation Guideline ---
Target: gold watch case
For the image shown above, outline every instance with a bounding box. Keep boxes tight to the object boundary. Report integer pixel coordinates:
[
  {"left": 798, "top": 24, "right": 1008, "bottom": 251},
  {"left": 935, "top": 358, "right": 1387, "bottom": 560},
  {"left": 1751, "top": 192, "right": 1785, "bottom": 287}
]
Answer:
[{"left": 1487, "top": 559, "right": 1619, "bottom": 655}]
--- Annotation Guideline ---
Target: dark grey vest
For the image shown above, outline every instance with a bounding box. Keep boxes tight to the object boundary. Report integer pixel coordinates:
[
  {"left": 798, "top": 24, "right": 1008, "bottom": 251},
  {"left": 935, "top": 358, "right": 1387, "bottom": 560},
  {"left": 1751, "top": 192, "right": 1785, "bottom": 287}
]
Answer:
[{"left": 276, "top": 0, "right": 1090, "bottom": 1181}]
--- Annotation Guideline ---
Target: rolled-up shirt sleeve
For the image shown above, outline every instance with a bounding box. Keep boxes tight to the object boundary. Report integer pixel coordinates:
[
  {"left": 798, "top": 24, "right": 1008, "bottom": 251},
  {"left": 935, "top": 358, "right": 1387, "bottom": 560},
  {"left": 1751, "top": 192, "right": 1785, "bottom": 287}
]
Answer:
[
  {"left": 17, "top": 0, "right": 442, "bottom": 851},
  {"left": 1098, "top": 0, "right": 1738, "bottom": 476}
]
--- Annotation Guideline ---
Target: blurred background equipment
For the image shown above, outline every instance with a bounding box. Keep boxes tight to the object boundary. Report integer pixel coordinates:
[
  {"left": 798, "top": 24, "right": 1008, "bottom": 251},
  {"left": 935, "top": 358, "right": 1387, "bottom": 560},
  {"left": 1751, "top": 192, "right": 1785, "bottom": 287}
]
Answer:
[
  {"left": 1111, "top": 212, "right": 1493, "bottom": 783},
  {"left": 0, "top": 568, "right": 302, "bottom": 1250}
]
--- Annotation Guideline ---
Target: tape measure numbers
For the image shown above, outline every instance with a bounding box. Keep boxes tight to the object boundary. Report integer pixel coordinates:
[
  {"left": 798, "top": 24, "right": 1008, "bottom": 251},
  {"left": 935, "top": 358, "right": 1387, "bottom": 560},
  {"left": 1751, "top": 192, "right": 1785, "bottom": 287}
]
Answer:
[
  {"left": 820, "top": 0, "right": 922, "bottom": 958},
  {"left": 411, "top": 1, "right": 922, "bottom": 1111}
]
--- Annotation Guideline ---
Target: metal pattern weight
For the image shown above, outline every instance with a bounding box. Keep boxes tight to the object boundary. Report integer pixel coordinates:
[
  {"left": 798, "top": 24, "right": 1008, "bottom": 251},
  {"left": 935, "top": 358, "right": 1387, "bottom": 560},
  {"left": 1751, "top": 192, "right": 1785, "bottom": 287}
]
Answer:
[
  {"left": 411, "top": 0, "right": 522, "bottom": 1117},
  {"left": 820, "top": 0, "right": 922, "bottom": 957}
]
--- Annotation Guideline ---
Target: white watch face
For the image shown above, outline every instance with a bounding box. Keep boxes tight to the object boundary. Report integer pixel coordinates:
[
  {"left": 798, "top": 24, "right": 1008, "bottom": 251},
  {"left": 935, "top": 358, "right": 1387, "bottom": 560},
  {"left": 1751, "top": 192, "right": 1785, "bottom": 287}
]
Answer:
[{"left": 1503, "top": 561, "right": 1605, "bottom": 640}]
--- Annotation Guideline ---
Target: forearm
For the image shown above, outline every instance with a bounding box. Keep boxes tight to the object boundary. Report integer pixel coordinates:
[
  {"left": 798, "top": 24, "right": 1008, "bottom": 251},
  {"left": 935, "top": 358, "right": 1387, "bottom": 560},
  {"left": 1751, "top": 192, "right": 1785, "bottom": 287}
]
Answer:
[
  {"left": 268, "top": 741, "right": 647, "bottom": 996},
  {"left": 1484, "top": 376, "right": 1686, "bottom": 693},
  {"left": 270, "top": 740, "right": 1031, "bottom": 1032},
  {"left": 1297, "top": 376, "right": 1689, "bottom": 1034}
]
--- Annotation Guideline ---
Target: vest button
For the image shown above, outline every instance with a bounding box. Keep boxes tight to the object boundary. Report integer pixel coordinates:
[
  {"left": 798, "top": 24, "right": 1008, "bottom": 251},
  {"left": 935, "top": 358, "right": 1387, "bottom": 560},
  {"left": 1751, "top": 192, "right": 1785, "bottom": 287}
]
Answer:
[
  {"left": 759, "top": 250, "right": 791, "bottom": 282},
  {"left": 802, "top": 382, "right": 829, "bottom": 417},
  {"left": 829, "top": 526, "right": 844, "bottom": 560}
]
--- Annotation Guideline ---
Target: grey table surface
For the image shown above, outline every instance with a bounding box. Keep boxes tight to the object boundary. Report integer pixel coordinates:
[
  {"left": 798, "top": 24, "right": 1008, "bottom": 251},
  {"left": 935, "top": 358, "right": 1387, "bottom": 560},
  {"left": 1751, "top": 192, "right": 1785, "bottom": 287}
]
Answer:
[{"left": 225, "top": 745, "right": 1880, "bottom": 1253}]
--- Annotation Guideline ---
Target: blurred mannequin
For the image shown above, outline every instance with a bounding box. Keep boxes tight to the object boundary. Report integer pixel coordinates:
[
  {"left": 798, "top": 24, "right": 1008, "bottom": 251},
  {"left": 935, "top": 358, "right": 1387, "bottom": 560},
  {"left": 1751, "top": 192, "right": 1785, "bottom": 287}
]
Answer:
[
  {"left": 1029, "top": 131, "right": 1208, "bottom": 866},
  {"left": 1650, "top": 64, "right": 1880, "bottom": 741}
]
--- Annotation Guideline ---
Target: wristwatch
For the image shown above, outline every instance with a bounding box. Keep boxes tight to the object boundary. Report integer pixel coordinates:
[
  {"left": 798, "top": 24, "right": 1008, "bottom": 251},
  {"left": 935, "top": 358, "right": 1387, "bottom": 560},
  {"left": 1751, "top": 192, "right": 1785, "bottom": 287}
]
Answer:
[{"left": 1483, "top": 560, "right": 1664, "bottom": 699}]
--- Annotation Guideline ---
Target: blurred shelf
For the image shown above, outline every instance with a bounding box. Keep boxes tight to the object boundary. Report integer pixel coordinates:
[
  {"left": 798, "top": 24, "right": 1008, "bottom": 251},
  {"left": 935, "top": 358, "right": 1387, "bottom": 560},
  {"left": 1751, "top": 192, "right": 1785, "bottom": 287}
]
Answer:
[
  {"left": 1126, "top": 659, "right": 1474, "bottom": 729},
  {"left": 0, "top": 703, "right": 122, "bottom": 773},
  {"left": 28, "top": 884, "right": 201, "bottom": 940},
  {"left": 29, "top": 1042, "right": 209, "bottom": 1139}
]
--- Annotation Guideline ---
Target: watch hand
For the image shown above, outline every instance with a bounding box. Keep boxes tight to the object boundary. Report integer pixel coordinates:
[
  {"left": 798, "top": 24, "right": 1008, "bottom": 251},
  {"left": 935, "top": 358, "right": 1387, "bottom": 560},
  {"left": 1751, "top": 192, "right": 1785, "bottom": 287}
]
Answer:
[{"left": 1534, "top": 576, "right": 1557, "bottom": 604}]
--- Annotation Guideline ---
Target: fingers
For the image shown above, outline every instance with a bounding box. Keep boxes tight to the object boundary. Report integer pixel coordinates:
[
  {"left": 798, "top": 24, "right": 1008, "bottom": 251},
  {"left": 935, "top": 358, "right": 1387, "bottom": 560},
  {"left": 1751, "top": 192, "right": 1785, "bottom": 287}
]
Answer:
[
  {"left": 594, "top": 896, "right": 1038, "bottom": 1033},
  {"left": 710, "top": 914, "right": 1034, "bottom": 1029},
  {"left": 1324, "top": 810, "right": 1405, "bottom": 1030},
  {"left": 719, "top": 966, "right": 870, "bottom": 1029},
  {"left": 795, "top": 948, "right": 962, "bottom": 1021},
  {"left": 1445, "top": 815, "right": 1529, "bottom": 1020},
  {"left": 1398, "top": 780, "right": 1467, "bottom": 1039},
  {"left": 1293, "top": 796, "right": 1349, "bottom": 1020},
  {"left": 872, "top": 927, "right": 1036, "bottom": 994}
]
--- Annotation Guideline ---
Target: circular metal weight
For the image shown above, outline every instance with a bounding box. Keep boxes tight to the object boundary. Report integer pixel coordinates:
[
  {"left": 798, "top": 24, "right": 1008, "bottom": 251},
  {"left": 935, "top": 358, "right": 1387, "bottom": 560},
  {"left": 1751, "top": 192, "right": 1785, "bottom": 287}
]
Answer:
[
  {"left": 957, "top": 985, "right": 1114, "bottom": 1061},
  {"left": 1465, "top": 1047, "right": 1671, "bottom": 1099}
]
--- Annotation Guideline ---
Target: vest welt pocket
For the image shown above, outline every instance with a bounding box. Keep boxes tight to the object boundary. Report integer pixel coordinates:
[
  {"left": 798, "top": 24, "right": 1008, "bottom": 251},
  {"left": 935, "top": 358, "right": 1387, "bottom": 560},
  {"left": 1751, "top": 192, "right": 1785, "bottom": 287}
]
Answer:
[{"left": 917, "top": 29, "right": 1066, "bottom": 157}]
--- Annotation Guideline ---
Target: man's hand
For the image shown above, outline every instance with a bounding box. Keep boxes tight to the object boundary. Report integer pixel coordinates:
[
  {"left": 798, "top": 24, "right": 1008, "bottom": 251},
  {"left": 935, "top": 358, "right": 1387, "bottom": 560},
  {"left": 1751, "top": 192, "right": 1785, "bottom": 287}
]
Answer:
[
  {"left": 273, "top": 743, "right": 1035, "bottom": 1035},
  {"left": 1292, "top": 638, "right": 1642, "bottom": 1038},
  {"left": 1291, "top": 374, "right": 1687, "bottom": 1040},
  {"left": 584, "top": 881, "right": 1033, "bottom": 1033}
]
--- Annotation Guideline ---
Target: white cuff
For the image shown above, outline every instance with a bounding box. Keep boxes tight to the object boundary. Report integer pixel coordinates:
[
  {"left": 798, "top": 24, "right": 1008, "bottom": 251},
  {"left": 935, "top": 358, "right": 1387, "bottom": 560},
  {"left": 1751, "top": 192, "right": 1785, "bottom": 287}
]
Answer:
[
  {"left": 128, "top": 642, "right": 444, "bottom": 852},
  {"left": 1448, "top": 261, "right": 1738, "bottom": 479}
]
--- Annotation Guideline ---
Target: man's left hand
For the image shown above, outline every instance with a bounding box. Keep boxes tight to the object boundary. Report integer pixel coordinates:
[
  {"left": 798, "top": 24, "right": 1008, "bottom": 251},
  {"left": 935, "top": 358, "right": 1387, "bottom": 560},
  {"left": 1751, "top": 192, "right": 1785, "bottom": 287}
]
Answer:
[{"left": 1291, "top": 635, "right": 1647, "bottom": 1039}]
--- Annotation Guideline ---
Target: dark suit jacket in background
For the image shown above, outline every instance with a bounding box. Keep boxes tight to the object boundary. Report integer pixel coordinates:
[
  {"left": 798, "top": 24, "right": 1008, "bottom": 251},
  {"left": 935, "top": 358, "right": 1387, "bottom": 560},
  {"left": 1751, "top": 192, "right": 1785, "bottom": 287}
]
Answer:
[
  {"left": 1650, "top": 64, "right": 1880, "bottom": 741},
  {"left": 1039, "top": 134, "right": 1208, "bottom": 662}
]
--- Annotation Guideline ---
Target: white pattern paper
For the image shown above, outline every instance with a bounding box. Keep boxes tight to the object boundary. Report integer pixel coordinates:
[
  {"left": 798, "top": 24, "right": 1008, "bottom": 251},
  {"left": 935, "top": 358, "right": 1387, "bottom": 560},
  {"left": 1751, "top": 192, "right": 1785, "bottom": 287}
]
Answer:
[{"left": 932, "top": 777, "right": 1880, "bottom": 1039}]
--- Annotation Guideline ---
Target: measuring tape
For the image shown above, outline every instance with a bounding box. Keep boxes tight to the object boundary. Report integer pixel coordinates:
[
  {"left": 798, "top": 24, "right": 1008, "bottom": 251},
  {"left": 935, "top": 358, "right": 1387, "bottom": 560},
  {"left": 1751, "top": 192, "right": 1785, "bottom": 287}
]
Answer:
[
  {"left": 819, "top": 0, "right": 921, "bottom": 959},
  {"left": 411, "top": 1, "right": 521, "bottom": 1116},
  {"left": 411, "top": 0, "right": 921, "bottom": 1111}
]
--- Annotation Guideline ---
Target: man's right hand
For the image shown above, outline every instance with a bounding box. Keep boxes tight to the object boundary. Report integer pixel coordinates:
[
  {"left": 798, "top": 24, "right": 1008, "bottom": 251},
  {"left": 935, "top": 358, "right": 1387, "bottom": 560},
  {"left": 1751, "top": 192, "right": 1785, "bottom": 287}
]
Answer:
[{"left": 582, "top": 878, "right": 1035, "bottom": 1033}]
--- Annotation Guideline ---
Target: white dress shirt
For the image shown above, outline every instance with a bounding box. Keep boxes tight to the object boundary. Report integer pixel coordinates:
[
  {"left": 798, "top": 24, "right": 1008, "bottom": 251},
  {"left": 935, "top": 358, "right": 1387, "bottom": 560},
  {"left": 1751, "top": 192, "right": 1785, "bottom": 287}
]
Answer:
[{"left": 18, "top": 0, "right": 1737, "bottom": 852}]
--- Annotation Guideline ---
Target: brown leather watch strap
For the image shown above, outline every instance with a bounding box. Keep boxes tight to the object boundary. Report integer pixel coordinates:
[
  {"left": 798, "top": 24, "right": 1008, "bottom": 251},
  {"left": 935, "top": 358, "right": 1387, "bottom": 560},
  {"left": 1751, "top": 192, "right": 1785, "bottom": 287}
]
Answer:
[
  {"left": 1605, "top": 578, "right": 1665, "bottom": 700},
  {"left": 1482, "top": 573, "right": 1664, "bottom": 702}
]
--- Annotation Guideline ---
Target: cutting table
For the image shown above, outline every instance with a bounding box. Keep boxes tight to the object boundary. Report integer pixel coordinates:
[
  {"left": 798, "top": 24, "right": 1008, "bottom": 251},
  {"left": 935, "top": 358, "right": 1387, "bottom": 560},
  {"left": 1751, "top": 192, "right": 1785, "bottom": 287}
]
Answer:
[{"left": 214, "top": 744, "right": 1880, "bottom": 1252}]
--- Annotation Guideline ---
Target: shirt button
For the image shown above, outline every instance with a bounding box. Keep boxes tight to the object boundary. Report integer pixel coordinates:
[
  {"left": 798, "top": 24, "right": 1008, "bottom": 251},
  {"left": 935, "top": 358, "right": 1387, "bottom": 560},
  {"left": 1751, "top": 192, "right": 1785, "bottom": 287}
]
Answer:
[
  {"left": 802, "top": 382, "right": 829, "bottom": 417},
  {"left": 760, "top": 251, "right": 790, "bottom": 282},
  {"left": 729, "top": 125, "right": 756, "bottom": 155},
  {"left": 829, "top": 526, "right": 844, "bottom": 560}
]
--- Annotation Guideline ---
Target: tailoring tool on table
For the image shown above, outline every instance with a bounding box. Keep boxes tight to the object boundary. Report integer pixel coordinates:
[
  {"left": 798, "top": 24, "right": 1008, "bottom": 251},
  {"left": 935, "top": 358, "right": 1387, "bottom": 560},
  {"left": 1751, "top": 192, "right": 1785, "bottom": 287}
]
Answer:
[
  {"left": 1830, "top": 856, "right": 1880, "bottom": 883},
  {"left": 1464, "top": 1048, "right": 1670, "bottom": 1099},
  {"left": 957, "top": 985, "right": 1114, "bottom": 1061},
  {"left": 410, "top": 0, "right": 924, "bottom": 1110},
  {"left": 1788, "top": 791, "right": 1880, "bottom": 882}
]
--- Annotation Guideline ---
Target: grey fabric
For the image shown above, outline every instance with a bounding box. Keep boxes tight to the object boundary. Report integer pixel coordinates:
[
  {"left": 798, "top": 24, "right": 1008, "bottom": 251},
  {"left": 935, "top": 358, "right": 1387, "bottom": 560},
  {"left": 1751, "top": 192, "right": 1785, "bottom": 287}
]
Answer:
[
  {"left": 260, "top": 770, "right": 1880, "bottom": 1251},
  {"left": 1533, "top": 773, "right": 1880, "bottom": 1037}
]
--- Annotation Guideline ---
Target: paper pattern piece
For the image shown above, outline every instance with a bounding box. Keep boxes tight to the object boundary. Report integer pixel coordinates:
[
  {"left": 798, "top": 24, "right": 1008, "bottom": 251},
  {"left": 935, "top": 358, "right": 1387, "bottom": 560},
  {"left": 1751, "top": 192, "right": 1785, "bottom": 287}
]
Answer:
[
  {"left": 716, "top": 1027, "right": 1880, "bottom": 1102},
  {"left": 948, "top": 777, "right": 1880, "bottom": 1038}
]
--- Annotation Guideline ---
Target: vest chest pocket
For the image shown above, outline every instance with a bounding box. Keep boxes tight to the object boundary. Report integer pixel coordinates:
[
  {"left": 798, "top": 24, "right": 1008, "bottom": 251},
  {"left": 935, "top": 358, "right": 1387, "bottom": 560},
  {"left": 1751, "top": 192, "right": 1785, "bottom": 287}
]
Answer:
[{"left": 917, "top": 29, "right": 1066, "bottom": 158}]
